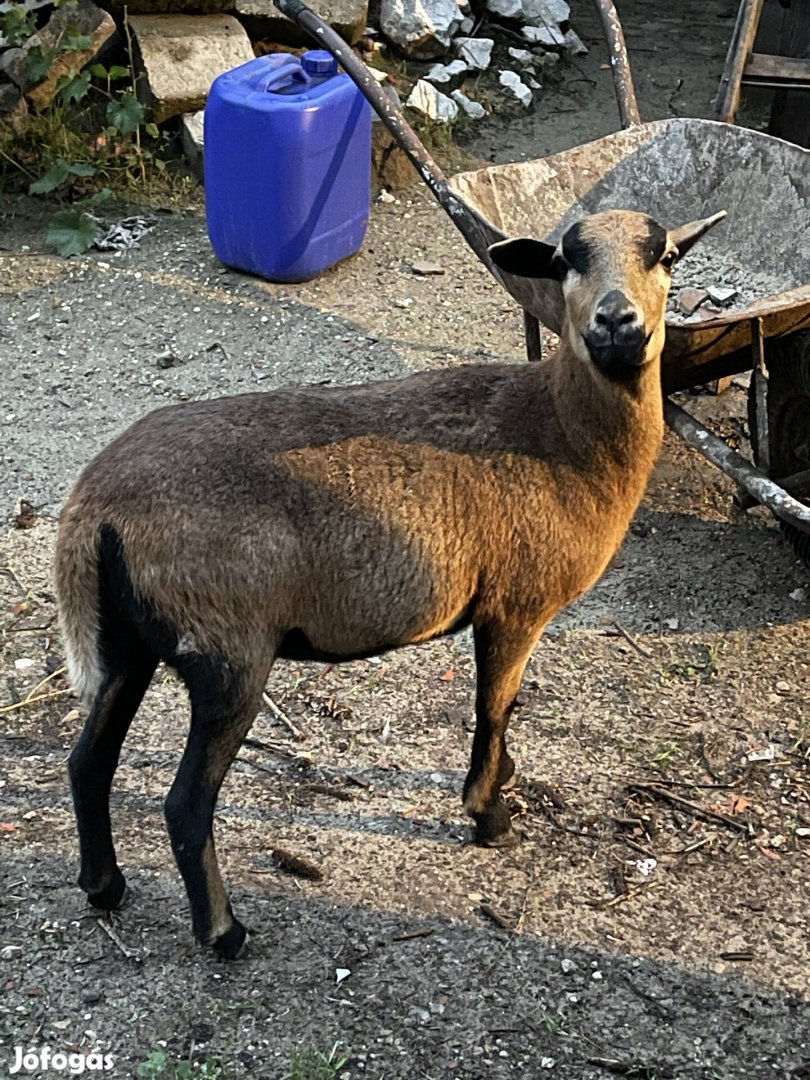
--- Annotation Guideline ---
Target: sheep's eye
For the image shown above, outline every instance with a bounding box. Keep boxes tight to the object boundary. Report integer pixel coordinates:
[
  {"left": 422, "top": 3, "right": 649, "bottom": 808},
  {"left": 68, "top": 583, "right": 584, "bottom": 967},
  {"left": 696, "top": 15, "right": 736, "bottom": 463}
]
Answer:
[{"left": 660, "top": 251, "right": 677, "bottom": 271}]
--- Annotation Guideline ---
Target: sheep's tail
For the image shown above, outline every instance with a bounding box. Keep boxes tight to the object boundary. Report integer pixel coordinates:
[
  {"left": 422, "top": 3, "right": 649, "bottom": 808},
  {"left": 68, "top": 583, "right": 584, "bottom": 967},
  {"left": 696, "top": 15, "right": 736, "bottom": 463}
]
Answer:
[{"left": 54, "top": 506, "right": 104, "bottom": 705}]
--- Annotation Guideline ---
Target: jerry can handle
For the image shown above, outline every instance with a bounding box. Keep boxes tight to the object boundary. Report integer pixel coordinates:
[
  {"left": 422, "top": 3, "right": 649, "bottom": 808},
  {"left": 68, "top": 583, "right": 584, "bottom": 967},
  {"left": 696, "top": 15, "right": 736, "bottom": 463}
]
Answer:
[{"left": 259, "top": 55, "right": 311, "bottom": 93}]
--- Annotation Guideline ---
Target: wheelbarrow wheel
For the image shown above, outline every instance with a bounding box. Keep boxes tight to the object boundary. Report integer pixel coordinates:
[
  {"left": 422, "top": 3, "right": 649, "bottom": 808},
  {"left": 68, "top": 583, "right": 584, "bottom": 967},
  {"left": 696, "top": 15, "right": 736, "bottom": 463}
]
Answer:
[{"left": 747, "top": 329, "right": 810, "bottom": 568}]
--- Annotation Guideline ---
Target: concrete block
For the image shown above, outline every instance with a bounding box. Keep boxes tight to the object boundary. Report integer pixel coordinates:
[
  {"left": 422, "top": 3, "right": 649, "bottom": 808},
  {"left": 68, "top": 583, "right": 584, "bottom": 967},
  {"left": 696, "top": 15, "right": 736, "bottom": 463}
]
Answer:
[
  {"left": 235, "top": 0, "right": 368, "bottom": 47},
  {"left": 128, "top": 13, "right": 254, "bottom": 124}
]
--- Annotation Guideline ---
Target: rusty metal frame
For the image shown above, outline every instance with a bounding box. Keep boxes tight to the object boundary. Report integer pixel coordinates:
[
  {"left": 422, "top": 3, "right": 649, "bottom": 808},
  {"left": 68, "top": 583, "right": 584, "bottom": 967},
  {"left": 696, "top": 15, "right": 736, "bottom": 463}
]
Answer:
[{"left": 664, "top": 398, "right": 810, "bottom": 531}]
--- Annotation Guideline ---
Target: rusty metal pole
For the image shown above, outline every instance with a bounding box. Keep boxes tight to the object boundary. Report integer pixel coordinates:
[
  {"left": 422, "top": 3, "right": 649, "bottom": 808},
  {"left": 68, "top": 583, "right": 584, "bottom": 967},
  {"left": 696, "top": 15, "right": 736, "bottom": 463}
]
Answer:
[
  {"left": 664, "top": 398, "right": 810, "bottom": 533},
  {"left": 591, "top": 0, "right": 642, "bottom": 128}
]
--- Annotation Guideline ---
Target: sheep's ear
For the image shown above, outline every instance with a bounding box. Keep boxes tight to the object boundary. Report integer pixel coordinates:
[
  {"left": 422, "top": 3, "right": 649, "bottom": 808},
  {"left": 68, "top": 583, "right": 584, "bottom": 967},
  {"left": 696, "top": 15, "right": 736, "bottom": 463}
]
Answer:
[
  {"left": 488, "top": 237, "right": 558, "bottom": 279},
  {"left": 669, "top": 210, "right": 726, "bottom": 258}
]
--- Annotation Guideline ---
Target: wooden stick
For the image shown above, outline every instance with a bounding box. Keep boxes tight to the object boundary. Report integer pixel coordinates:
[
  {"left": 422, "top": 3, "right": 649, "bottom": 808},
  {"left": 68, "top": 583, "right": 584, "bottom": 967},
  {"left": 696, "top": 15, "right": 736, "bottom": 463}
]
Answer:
[
  {"left": 480, "top": 903, "right": 514, "bottom": 931},
  {"left": 393, "top": 928, "right": 433, "bottom": 942},
  {"left": 628, "top": 783, "right": 749, "bottom": 832},
  {"left": 262, "top": 692, "right": 304, "bottom": 741},
  {"left": 611, "top": 621, "right": 652, "bottom": 658},
  {"left": 0, "top": 688, "right": 71, "bottom": 714},
  {"left": 96, "top": 918, "right": 141, "bottom": 962}
]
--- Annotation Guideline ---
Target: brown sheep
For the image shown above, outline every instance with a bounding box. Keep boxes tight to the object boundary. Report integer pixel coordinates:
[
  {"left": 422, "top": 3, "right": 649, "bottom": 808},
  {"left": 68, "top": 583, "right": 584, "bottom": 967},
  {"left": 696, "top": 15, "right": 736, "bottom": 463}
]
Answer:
[{"left": 55, "top": 207, "right": 725, "bottom": 957}]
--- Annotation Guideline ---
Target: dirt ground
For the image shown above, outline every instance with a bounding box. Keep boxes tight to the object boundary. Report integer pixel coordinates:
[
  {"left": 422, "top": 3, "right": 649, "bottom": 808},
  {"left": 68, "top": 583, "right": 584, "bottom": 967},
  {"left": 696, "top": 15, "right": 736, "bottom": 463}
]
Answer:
[{"left": 2, "top": 2, "right": 810, "bottom": 1078}]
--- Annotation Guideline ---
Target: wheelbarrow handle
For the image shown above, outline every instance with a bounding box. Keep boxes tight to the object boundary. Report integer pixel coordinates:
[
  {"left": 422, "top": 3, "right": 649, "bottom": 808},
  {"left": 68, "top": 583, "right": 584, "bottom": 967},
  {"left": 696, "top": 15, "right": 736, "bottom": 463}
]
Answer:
[
  {"left": 273, "top": 0, "right": 494, "bottom": 266},
  {"left": 591, "top": 0, "right": 641, "bottom": 129}
]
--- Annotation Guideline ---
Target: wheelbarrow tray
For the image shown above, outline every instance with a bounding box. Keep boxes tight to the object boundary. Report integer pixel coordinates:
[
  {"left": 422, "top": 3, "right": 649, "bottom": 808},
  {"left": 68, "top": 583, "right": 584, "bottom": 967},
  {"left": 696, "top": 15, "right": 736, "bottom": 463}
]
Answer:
[{"left": 449, "top": 117, "right": 810, "bottom": 378}]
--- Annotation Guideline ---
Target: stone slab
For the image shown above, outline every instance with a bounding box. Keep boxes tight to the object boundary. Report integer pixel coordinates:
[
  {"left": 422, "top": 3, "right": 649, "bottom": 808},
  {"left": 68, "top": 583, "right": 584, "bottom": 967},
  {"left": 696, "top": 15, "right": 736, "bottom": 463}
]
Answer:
[{"left": 128, "top": 13, "right": 254, "bottom": 124}]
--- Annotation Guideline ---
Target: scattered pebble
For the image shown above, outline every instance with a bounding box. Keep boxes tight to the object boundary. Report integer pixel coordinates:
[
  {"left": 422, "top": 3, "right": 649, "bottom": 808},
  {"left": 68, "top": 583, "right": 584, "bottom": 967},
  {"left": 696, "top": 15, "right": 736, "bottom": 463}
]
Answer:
[
  {"left": 667, "top": 250, "right": 794, "bottom": 323},
  {"left": 412, "top": 260, "right": 445, "bottom": 276}
]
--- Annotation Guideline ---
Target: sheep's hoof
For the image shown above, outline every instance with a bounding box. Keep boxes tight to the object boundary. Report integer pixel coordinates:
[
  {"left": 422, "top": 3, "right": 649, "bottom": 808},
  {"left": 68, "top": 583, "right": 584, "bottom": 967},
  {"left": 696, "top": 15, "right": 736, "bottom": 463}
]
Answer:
[
  {"left": 212, "top": 920, "right": 248, "bottom": 960},
  {"left": 86, "top": 868, "right": 127, "bottom": 911},
  {"left": 474, "top": 803, "right": 520, "bottom": 849}
]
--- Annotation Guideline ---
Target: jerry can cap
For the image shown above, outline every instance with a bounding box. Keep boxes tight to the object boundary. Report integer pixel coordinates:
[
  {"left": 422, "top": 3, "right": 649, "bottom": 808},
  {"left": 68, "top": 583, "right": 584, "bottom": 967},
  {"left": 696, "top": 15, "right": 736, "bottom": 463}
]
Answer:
[{"left": 302, "top": 50, "right": 338, "bottom": 77}]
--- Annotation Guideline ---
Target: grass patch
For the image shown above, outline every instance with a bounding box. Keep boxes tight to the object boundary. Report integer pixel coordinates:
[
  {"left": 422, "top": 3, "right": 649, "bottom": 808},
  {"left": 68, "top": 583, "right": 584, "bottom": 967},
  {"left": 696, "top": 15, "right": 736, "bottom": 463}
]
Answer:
[{"left": 288, "top": 1043, "right": 350, "bottom": 1080}]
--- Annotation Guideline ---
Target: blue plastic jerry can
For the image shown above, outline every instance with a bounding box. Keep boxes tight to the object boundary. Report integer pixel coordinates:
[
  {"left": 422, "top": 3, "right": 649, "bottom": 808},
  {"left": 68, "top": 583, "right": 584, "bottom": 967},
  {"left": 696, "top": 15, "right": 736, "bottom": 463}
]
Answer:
[{"left": 204, "top": 51, "right": 372, "bottom": 283}]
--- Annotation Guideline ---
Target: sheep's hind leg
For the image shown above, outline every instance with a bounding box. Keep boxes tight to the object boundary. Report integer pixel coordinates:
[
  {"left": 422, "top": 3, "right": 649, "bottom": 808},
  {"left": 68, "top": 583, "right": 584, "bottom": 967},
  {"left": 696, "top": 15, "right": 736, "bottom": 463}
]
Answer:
[
  {"left": 69, "top": 650, "right": 157, "bottom": 910},
  {"left": 463, "top": 621, "right": 537, "bottom": 848},
  {"left": 165, "top": 651, "right": 268, "bottom": 959}
]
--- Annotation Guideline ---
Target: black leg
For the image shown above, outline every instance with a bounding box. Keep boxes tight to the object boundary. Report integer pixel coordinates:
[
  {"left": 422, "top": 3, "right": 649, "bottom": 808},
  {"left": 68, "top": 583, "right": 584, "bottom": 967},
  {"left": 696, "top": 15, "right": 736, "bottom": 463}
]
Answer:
[
  {"left": 463, "top": 621, "right": 537, "bottom": 847},
  {"left": 69, "top": 653, "right": 157, "bottom": 908},
  {"left": 165, "top": 653, "right": 266, "bottom": 959}
]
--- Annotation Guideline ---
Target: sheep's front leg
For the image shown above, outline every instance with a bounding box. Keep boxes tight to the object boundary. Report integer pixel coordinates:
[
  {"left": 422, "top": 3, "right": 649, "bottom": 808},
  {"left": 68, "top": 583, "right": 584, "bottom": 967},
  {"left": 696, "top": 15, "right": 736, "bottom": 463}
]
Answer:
[{"left": 463, "top": 620, "right": 537, "bottom": 847}]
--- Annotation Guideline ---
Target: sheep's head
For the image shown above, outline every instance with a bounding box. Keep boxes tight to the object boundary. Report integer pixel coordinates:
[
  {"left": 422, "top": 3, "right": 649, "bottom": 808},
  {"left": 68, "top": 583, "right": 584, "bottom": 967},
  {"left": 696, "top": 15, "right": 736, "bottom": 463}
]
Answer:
[{"left": 489, "top": 208, "right": 726, "bottom": 381}]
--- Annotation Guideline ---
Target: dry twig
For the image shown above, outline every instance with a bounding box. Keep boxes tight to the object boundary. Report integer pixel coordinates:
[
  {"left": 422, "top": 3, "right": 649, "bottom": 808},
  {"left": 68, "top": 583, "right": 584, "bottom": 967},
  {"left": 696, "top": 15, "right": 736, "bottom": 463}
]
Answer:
[
  {"left": 262, "top": 691, "right": 304, "bottom": 741},
  {"left": 628, "top": 782, "right": 749, "bottom": 833},
  {"left": 96, "top": 918, "right": 141, "bottom": 962},
  {"left": 610, "top": 621, "right": 653, "bottom": 658}
]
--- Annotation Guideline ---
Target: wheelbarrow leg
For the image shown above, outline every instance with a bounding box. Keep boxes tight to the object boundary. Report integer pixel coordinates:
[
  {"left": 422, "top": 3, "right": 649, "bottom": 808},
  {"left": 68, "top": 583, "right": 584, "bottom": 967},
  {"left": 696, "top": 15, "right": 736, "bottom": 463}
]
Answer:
[{"left": 523, "top": 311, "right": 543, "bottom": 362}]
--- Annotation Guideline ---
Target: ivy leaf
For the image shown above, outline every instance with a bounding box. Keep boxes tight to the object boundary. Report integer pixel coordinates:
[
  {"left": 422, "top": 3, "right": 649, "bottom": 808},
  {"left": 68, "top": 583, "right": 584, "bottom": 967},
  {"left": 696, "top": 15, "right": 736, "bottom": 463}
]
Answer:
[
  {"left": 82, "top": 187, "right": 112, "bottom": 206},
  {"left": 61, "top": 30, "right": 92, "bottom": 51},
  {"left": 89, "top": 63, "right": 108, "bottom": 78},
  {"left": 29, "top": 159, "right": 96, "bottom": 195},
  {"left": 107, "top": 65, "right": 131, "bottom": 80},
  {"left": 144, "top": 122, "right": 160, "bottom": 139},
  {"left": 1, "top": 7, "right": 38, "bottom": 47},
  {"left": 57, "top": 70, "right": 92, "bottom": 104},
  {"left": 25, "top": 46, "right": 54, "bottom": 84},
  {"left": 47, "top": 209, "right": 98, "bottom": 257},
  {"left": 28, "top": 160, "right": 70, "bottom": 194},
  {"left": 106, "top": 92, "right": 145, "bottom": 135}
]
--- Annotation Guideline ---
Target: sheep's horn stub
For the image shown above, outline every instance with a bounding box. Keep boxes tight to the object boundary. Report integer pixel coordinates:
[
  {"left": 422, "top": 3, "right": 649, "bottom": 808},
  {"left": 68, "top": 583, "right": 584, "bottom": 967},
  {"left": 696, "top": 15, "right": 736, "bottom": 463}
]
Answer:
[{"left": 670, "top": 210, "right": 727, "bottom": 258}]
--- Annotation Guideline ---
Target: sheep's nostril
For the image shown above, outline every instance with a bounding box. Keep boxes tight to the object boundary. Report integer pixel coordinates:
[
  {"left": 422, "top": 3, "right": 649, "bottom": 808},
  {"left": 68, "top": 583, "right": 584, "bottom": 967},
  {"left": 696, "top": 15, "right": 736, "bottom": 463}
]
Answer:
[{"left": 593, "top": 290, "right": 638, "bottom": 333}]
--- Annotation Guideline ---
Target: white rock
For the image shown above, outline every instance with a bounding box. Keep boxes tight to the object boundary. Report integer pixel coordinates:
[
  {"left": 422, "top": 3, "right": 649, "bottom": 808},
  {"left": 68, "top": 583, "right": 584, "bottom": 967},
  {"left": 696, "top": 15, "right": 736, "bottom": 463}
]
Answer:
[
  {"left": 459, "top": 14, "right": 474, "bottom": 32},
  {"left": 453, "top": 36, "right": 494, "bottom": 70},
  {"left": 180, "top": 110, "right": 204, "bottom": 180},
  {"left": 425, "top": 58, "right": 468, "bottom": 84},
  {"left": 406, "top": 78, "right": 459, "bottom": 121},
  {"left": 380, "top": 0, "right": 463, "bottom": 59},
  {"left": 365, "top": 63, "right": 389, "bottom": 83},
  {"left": 789, "top": 587, "right": 807, "bottom": 602},
  {"left": 499, "top": 69, "right": 532, "bottom": 107},
  {"left": 522, "top": 22, "right": 566, "bottom": 45},
  {"left": 707, "top": 283, "right": 738, "bottom": 305},
  {"left": 527, "top": 75, "right": 542, "bottom": 89},
  {"left": 487, "top": 0, "right": 568, "bottom": 25},
  {"left": 563, "top": 28, "right": 588, "bottom": 54},
  {"left": 451, "top": 88, "right": 485, "bottom": 118},
  {"left": 508, "top": 46, "right": 535, "bottom": 66},
  {"left": 524, "top": 0, "right": 569, "bottom": 24}
]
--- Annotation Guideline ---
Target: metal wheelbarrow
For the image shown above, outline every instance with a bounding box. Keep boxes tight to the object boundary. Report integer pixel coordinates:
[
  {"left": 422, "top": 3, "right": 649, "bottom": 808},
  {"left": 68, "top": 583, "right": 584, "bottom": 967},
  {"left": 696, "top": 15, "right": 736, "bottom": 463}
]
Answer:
[{"left": 274, "top": 0, "right": 810, "bottom": 565}]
